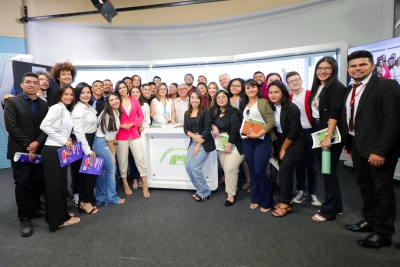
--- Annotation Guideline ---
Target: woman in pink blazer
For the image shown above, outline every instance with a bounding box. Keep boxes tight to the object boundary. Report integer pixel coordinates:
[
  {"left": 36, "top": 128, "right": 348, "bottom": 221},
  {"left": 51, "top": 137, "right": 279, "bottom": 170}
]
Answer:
[{"left": 115, "top": 81, "right": 150, "bottom": 198}]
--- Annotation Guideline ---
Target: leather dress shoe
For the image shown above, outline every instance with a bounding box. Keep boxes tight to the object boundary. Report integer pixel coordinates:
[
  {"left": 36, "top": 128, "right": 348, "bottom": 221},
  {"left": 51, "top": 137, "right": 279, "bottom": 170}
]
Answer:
[
  {"left": 357, "top": 233, "right": 391, "bottom": 248},
  {"left": 31, "top": 208, "right": 46, "bottom": 219},
  {"left": 20, "top": 218, "right": 33, "bottom": 237},
  {"left": 345, "top": 220, "right": 374, "bottom": 232}
]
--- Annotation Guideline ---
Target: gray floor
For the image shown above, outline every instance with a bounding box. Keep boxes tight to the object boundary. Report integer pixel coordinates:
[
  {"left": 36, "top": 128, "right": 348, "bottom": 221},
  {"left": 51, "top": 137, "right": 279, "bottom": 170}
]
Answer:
[{"left": 0, "top": 163, "right": 399, "bottom": 267}]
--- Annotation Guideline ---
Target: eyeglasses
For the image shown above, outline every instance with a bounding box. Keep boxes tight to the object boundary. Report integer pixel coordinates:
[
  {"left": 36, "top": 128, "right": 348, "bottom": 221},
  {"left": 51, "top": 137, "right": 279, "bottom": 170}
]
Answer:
[
  {"left": 316, "top": 66, "right": 332, "bottom": 72},
  {"left": 288, "top": 78, "right": 301, "bottom": 84},
  {"left": 24, "top": 81, "right": 39, "bottom": 85}
]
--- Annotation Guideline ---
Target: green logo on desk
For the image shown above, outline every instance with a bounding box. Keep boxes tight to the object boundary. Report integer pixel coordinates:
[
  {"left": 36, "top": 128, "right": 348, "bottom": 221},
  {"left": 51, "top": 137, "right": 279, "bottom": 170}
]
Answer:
[{"left": 160, "top": 148, "right": 188, "bottom": 165}]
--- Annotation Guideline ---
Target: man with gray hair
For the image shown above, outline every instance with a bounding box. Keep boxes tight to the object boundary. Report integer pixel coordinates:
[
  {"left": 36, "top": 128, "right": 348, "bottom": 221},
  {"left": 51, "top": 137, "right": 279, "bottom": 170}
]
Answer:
[
  {"left": 219, "top": 73, "right": 231, "bottom": 90},
  {"left": 173, "top": 83, "right": 189, "bottom": 124}
]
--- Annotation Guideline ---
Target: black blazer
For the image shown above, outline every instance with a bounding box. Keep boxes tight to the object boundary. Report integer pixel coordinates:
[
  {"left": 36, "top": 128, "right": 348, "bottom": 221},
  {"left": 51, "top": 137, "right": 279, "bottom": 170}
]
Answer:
[
  {"left": 311, "top": 81, "right": 346, "bottom": 131},
  {"left": 4, "top": 94, "right": 48, "bottom": 159},
  {"left": 184, "top": 109, "right": 216, "bottom": 153},
  {"left": 89, "top": 96, "right": 106, "bottom": 116},
  {"left": 46, "top": 86, "right": 58, "bottom": 107},
  {"left": 274, "top": 103, "right": 306, "bottom": 161},
  {"left": 212, "top": 107, "right": 243, "bottom": 155},
  {"left": 342, "top": 75, "right": 400, "bottom": 159}
]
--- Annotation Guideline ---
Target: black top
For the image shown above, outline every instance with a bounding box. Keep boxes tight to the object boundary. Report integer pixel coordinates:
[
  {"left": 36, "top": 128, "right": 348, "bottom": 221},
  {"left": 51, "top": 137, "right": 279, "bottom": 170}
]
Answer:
[
  {"left": 89, "top": 96, "right": 106, "bottom": 116},
  {"left": 189, "top": 117, "right": 198, "bottom": 133},
  {"left": 214, "top": 117, "right": 226, "bottom": 132},
  {"left": 144, "top": 96, "right": 155, "bottom": 106},
  {"left": 211, "top": 108, "right": 243, "bottom": 155},
  {"left": 184, "top": 109, "right": 215, "bottom": 153}
]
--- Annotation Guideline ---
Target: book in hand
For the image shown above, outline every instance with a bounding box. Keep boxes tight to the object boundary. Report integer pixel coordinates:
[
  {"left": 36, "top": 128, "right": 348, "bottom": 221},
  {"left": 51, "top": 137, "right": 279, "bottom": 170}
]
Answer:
[
  {"left": 79, "top": 155, "right": 104, "bottom": 175},
  {"left": 311, "top": 126, "right": 341, "bottom": 149},
  {"left": 13, "top": 152, "right": 42, "bottom": 164},
  {"left": 57, "top": 142, "right": 83, "bottom": 167},
  {"left": 240, "top": 117, "right": 265, "bottom": 139},
  {"left": 215, "top": 133, "right": 236, "bottom": 153}
]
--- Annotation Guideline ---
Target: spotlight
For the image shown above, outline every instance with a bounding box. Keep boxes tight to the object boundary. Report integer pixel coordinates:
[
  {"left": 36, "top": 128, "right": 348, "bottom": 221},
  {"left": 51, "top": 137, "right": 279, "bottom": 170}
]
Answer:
[{"left": 91, "top": 0, "right": 118, "bottom": 23}]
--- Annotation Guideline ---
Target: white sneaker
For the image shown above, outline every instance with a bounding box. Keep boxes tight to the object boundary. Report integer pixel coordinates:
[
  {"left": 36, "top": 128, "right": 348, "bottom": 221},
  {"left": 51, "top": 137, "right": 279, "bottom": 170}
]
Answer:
[
  {"left": 310, "top": 195, "right": 321, "bottom": 206},
  {"left": 292, "top": 190, "right": 306, "bottom": 204},
  {"left": 73, "top": 194, "right": 79, "bottom": 207}
]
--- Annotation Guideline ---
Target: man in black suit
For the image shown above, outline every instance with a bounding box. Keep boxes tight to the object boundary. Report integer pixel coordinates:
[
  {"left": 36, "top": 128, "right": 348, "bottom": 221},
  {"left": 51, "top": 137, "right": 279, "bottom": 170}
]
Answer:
[
  {"left": 89, "top": 80, "right": 105, "bottom": 116},
  {"left": 4, "top": 72, "right": 49, "bottom": 237},
  {"left": 343, "top": 50, "right": 400, "bottom": 248}
]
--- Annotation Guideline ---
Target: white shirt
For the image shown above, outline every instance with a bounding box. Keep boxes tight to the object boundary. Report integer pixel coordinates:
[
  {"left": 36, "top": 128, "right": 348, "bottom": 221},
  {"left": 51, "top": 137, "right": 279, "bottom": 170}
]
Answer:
[
  {"left": 95, "top": 110, "right": 121, "bottom": 141},
  {"left": 274, "top": 104, "right": 282, "bottom": 133},
  {"left": 152, "top": 98, "right": 172, "bottom": 125},
  {"left": 173, "top": 97, "right": 189, "bottom": 124},
  {"left": 242, "top": 102, "right": 264, "bottom": 139},
  {"left": 40, "top": 102, "right": 73, "bottom": 147},
  {"left": 71, "top": 101, "right": 98, "bottom": 154},
  {"left": 141, "top": 103, "right": 151, "bottom": 128},
  {"left": 292, "top": 89, "right": 312, "bottom": 129},
  {"left": 311, "top": 85, "right": 324, "bottom": 118},
  {"left": 123, "top": 101, "right": 131, "bottom": 115},
  {"left": 346, "top": 73, "right": 372, "bottom": 136}
]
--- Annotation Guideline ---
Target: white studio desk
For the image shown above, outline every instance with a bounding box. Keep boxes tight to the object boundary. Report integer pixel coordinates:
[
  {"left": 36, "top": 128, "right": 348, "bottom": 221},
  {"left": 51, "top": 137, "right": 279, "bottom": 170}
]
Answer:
[{"left": 141, "top": 125, "right": 218, "bottom": 190}]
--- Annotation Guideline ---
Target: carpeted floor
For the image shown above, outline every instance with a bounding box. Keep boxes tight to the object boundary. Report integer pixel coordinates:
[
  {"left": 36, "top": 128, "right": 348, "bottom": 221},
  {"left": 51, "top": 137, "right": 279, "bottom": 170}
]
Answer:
[{"left": 0, "top": 162, "right": 399, "bottom": 267}]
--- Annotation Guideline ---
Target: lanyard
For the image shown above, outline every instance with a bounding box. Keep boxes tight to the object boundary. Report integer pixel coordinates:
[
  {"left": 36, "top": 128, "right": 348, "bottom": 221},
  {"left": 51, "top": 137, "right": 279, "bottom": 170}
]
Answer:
[{"left": 350, "top": 83, "right": 368, "bottom": 105}]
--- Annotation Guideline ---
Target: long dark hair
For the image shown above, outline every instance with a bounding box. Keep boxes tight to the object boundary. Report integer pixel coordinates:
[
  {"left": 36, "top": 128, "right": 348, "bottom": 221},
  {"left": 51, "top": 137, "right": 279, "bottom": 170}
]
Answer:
[
  {"left": 239, "top": 79, "right": 263, "bottom": 113},
  {"left": 226, "top": 78, "right": 245, "bottom": 98},
  {"left": 267, "top": 80, "right": 290, "bottom": 111},
  {"left": 114, "top": 80, "right": 129, "bottom": 98},
  {"left": 186, "top": 89, "right": 205, "bottom": 116},
  {"left": 73, "top": 82, "right": 92, "bottom": 104},
  {"left": 56, "top": 84, "right": 75, "bottom": 112},
  {"left": 99, "top": 92, "right": 121, "bottom": 134},
  {"left": 308, "top": 57, "right": 339, "bottom": 105},
  {"left": 210, "top": 89, "right": 233, "bottom": 119},
  {"left": 197, "top": 82, "right": 212, "bottom": 108}
]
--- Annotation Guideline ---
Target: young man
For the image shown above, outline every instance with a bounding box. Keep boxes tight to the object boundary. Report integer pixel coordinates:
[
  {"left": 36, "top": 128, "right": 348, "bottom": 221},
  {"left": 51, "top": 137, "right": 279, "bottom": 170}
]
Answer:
[
  {"left": 184, "top": 73, "right": 196, "bottom": 95},
  {"left": 219, "top": 73, "right": 231, "bottom": 90},
  {"left": 142, "top": 83, "right": 154, "bottom": 106},
  {"left": 286, "top": 71, "right": 320, "bottom": 206},
  {"left": 90, "top": 80, "right": 105, "bottom": 115},
  {"left": 153, "top": 76, "right": 161, "bottom": 87},
  {"left": 173, "top": 83, "right": 189, "bottom": 124},
  {"left": 122, "top": 77, "right": 133, "bottom": 91},
  {"left": 103, "top": 79, "right": 113, "bottom": 97},
  {"left": 4, "top": 72, "right": 49, "bottom": 237},
  {"left": 344, "top": 50, "right": 400, "bottom": 248},
  {"left": 148, "top": 82, "right": 157, "bottom": 97},
  {"left": 35, "top": 71, "right": 50, "bottom": 102},
  {"left": 197, "top": 75, "right": 207, "bottom": 85}
]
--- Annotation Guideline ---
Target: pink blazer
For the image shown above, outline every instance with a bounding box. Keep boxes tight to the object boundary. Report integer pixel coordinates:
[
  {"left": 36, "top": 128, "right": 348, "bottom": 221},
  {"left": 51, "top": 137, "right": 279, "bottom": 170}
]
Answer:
[{"left": 116, "top": 97, "right": 144, "bottom": 141}]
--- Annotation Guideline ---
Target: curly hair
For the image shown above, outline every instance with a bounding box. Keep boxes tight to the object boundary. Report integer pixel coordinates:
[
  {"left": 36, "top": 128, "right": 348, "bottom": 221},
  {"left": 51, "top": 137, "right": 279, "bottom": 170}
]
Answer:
[{"left": 50, "top": 61, "right": 77, "bottom": 85}]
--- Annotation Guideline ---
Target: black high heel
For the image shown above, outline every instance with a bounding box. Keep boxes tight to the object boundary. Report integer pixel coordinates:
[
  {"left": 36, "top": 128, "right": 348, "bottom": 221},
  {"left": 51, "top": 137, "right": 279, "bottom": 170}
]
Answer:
[{"left": 224, "top": 197, "right": 235, "bottom": 207}]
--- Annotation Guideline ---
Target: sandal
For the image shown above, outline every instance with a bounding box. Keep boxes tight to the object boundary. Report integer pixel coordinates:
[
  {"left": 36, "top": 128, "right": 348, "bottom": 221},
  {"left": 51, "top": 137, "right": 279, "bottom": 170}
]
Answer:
[
  {"left": 194, "top": 194, "right": 211, "bottom": 202},
  {"left": 250, "top": 203, "right": 259, "bottom": 209},
  {"left": 118, "top": 199, "right": 125, "bottom": 204},
  {"left": 312, "top": 214, "right": 327, "bottom": 222},
  {"left": 272, "top": 204, "right": 292, "bottom": 217},
  {"left": 59, "top": 217, "right": 80, "bottom": 228},
  {"left": 79, "top": 203, "right": 98, "bottom": 214},
  {"left": 260, "top": 208, "right": 271, "bottom": 213},
  {"left": 247, "top": 187, "right": 251, "bottom": 193},
  {"left": 242, "top": 181, "right": 250, "bottom": 190},
  {"left": 143, "top": 190, "right": 150, "bottom": 198},
  {"left": 138, "top": 179, "right": 143, "bottom": 188},
  {"left": 133, "top": 181, "right": 139, "bottom": 190}
]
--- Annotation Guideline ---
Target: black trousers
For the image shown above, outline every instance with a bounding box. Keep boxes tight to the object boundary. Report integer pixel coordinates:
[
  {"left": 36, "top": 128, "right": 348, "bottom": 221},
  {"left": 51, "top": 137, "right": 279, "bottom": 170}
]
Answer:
[
  {"left": 11, "top": 161, "right": 43, "bottom": 221},
  {"left": 279, "top": 153, "right": 301, "bottom": 205},
  {"left": 351, "top": 139, "right": 397, "bottom": 237},
  {"left": 313, "top": 118, "right": 343, "bottom": 220},
  {"left": 70, "top": 133, "right": 97, "bottom": 204},
  {"left": 42, "top": 145, "right": 71, "bottom": 232}
]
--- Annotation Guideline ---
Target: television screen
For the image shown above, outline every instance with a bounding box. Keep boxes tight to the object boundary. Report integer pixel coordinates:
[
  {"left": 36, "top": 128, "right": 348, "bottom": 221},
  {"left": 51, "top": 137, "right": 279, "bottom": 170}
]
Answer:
[{"left": 348, "top": 37, "right": 400, "bottom": 83}]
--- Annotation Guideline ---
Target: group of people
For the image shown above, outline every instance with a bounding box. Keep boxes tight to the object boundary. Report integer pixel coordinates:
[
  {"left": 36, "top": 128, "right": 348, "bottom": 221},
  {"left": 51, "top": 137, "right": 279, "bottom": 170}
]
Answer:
[
  {"left": 373, "top": 52, "right": 400, "bottom": 82},
  {"left": 4, "top": 50, "right": 400, "bottom": 249}
]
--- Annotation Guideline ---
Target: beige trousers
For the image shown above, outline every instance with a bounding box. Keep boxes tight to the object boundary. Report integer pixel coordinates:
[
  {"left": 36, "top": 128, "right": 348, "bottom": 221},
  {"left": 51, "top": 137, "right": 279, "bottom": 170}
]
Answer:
[
  {"left": 218, "top": 149, "right": 244, "bottom": 196},
  {"left": 117, "top": 138, "right": 147, "bottom": 177}
]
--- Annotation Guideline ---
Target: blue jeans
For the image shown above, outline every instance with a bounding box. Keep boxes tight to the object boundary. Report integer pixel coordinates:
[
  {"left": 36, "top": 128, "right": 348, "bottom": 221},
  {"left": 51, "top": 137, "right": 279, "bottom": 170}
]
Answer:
[
  {"left": 93, "top": 137, "right": 121, "bottom": 206},
  {"left": 295, "top": 128, "right": 318, "bottom": 196},
  {"left": 242, "top": 134, "right": 274, "bottom": 209},
  {"left": 185, "top": 140, "right": 211, "bottom": 197}
]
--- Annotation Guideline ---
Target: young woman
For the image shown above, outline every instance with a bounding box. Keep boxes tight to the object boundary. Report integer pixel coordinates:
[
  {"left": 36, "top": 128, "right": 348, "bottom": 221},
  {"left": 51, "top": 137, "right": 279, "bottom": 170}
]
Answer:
[
  {"left": 261, "top": 73, "right": 282, "bottom": 99},
  {"left": 239, "top": 79, "right": 276, "bottom": 212},
  {"left": 308, "top": 57, "right": 345, "bottom": 221},
  {"left": 71, "top": 82, "right": 98, "bottom": 214},
  {"left": 268, "top": 80, "right": 306, "bottom": 217},
  {"left": 184, "top": 89, "right": 216, "bottom": 202},
  {"left": 150, "top": 82, "right": 176, "bottom": 125},
  {"left": 40, "top": 85, "right": 80, "bottom": 231},
  {"left": 131, "top": 74, "right": 142, "bottom": 89},
  {"left": 131, "top": 87, "right": 151, "bottom": 128},
  {"left": 93, "top": 93, "right": 125, "bottom": 206},
  {"left": 169, "top": 83, "right": 179, "bottom": 100},
  {"left": 207, "top": 82, "right": 218, "bottom": 108},
  {"left": 197, "top": 82, "right": 211, "bottom": 109},
  {"left": 115, "top": 81, "right": 150, "bottom": 198},
  {"left": 211, "top": 89, "right": 244, "bottom": 206}
]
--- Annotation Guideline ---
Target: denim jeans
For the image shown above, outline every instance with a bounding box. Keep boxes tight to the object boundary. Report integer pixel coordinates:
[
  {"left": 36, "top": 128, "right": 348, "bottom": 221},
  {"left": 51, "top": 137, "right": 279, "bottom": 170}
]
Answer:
[
  {"left": 295, "top": 128, "right": 318, "bottom": 196},
  {"left": 93, "top": 137, "right": 121, "bottom": 206},
  {"left": 185, "top": 140, "right": 211, "bottom": 197}
]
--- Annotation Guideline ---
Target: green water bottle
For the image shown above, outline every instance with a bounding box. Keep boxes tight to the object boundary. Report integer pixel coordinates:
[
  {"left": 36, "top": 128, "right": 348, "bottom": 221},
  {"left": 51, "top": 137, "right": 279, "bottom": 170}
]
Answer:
[{"left": 322, "top": 149, "right": 331, "bottom": 174}]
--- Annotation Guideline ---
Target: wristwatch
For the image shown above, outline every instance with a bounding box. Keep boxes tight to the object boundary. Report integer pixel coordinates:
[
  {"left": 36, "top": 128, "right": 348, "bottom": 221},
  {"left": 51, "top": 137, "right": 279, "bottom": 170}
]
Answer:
[{"left": 324, "top": 133, "right": 332, "bottom": 136}]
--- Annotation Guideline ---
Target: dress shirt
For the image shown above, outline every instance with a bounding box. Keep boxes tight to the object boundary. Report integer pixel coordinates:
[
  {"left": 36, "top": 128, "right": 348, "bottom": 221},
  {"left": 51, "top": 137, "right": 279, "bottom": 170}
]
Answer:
[
  {"left": 152, "top": 98, "right": 172, "bottom": 125},
  {"left": 292, "top": 89, "right": 312, "bottom": 129},
  {"left": 346, "top": 73, "right": 372, "bottom": 136},
  {"left": 311, "top": 85, "right": 324, "bottom": 118},
  {"left": 141, "top": 103, "right": 151, "bottom": 128},
  {"left": 40, "top": 102, "right": 73, "bottom": 146},
  {"left": 173, "top": 97, "right": 189, "bottom": 124},
  {"left": 37, "top": 91, "right": 47, "bottom": 102},
  {"left": 274, "top": 104, "right": 282, "bottom": 133},
  {"left": 95, "top": 110, "right": 120, "bottom": 141},
  {"left": 21, "top": 92, "right": 38, "bottom": 118},
  {"left": 71, "top": 101, "right": 98, "bottom": 154}
]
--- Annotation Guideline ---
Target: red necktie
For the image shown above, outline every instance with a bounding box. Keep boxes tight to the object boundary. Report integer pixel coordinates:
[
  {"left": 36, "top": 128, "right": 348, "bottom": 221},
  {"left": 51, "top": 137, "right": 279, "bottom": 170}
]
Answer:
[{"left": 349, "top": 83, "right": 361, "bottom": 131}]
